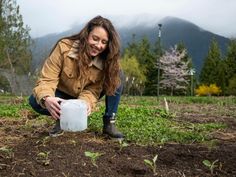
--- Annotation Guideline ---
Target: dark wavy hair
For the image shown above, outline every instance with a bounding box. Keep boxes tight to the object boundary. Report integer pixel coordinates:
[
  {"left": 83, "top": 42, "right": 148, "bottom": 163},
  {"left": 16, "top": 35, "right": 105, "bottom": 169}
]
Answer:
[{"left": 65, "top": 15, "right": 121, "bottom": 96}]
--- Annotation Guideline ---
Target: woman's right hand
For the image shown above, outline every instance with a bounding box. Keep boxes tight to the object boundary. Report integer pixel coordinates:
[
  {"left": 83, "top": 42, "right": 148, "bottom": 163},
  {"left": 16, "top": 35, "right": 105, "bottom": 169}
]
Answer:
[{"left": 44, "top": 96, "right": 64, "bottom": 120}]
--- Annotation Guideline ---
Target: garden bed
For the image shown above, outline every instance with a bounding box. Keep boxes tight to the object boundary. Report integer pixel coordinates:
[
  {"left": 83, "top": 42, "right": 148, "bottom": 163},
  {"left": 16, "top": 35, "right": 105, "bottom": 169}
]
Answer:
[{"left": 0, "top": 96, "right": 236, "bottom": 177}]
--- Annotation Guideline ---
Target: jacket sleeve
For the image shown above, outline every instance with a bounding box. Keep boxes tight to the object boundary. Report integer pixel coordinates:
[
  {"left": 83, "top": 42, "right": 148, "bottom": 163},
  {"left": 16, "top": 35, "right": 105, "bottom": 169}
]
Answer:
[
  {"left": 33, "top": 41, "right": 64, "bottom": 105},
  {"left": 79, "top": 77, "right": 104, "bottom": 111}
]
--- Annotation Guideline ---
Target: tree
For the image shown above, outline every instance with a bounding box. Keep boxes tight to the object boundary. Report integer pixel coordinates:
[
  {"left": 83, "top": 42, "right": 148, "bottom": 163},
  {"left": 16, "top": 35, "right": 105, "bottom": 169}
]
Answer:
[
  {"left": 159, "top": 45, "right": 190, "bottom": 96},
  {"left": 125, "top": 36, "right": 156, "bottom": 95},
  {"left": 199, "top": 38, "right": 222, "bottom": 86},
  {"left": 225, "top": 39, "right": 236, "bottom": 87},
  {"left": 0, "top": 0, "right": 32, "bottom": 74},
  {"left": 226, "top": 74, "right": 236, "bottom": 95},
  {"left": 176, "top": 42, "right": 196, "bottom": 95},
  {"left": 121, "top": 53, "right": 146, "bottom": 95}
]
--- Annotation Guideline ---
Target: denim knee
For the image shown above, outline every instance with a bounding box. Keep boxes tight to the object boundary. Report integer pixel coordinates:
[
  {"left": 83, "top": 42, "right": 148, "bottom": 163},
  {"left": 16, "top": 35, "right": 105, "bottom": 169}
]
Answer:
[{"left": 28, "top": 94, "right": 50, "bottom": 115}]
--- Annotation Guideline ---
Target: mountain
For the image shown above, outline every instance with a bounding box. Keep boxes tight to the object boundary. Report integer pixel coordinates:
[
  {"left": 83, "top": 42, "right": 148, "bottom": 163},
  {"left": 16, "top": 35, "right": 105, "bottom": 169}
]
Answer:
[{"left": 31, "top": 16, "right": 230, "bottom": 74}]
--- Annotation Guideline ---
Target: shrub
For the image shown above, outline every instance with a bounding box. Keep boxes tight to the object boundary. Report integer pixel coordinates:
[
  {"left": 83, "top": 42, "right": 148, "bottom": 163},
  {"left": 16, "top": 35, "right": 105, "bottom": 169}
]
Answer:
[{"left": 195, "top": 84, "right": 221, "bottom": 96}]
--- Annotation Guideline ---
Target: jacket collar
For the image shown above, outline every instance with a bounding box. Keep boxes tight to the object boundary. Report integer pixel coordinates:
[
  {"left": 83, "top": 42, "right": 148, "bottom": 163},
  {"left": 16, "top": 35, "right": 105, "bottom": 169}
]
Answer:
[
  {"left": 67, "top": 40, "right": 79, "bottom": 59},
  {"left": 67, "top": 40, "right": 104, "bottom": 70}
]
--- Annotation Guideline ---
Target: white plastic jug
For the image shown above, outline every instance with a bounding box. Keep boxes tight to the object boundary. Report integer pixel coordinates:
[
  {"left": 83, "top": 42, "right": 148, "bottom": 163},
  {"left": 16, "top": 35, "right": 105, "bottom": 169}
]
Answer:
[{"left": 60, "top": 99, "right": 88, "bottom": 132}]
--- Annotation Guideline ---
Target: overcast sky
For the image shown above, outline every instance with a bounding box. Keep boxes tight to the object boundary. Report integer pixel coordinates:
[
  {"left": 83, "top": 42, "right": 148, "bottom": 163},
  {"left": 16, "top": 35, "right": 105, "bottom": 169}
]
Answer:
[{"left": 17, "top": 0, "right": 236, "bottom": 38}]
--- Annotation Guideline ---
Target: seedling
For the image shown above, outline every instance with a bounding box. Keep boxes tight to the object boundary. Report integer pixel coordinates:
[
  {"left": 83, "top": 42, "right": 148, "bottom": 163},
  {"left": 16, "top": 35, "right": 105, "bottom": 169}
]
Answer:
[
  {"left": 36, "top": 136, "right": 50, "bottom": 146},
  {"left": 84, "top": 151, "right": 104, "bottom": 167},
  {"left": 37, "top": 151, "right": 50, "bottom": 165},
  {"left": 144, "top": 154, "right": 158, "bottom": 176},
  {"left": 0, "top": 146, "right": 13, "bottom": 158},
  {"left": 202, "top": 159, "right": 219, "bottom": 174},
  {"left": 118, "top": 139, "right": 129, "bottom": 151}
]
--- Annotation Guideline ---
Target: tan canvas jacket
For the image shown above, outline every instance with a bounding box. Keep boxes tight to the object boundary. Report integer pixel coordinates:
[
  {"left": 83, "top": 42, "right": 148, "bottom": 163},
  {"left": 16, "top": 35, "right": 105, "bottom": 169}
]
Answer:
[{"left": 33, "top": 39, "right": 105, "bottom": 110}]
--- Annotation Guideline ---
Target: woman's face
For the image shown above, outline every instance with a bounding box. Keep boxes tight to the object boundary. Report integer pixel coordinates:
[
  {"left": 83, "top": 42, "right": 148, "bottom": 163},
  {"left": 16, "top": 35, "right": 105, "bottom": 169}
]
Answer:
[{"left": 87, "top": 26, "right": 109, "bottom": 57}]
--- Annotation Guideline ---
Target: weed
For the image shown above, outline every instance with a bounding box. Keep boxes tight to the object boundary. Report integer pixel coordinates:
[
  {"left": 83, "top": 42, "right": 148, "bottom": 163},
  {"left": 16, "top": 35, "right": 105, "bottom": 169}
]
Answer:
[
  {"left": 84, "top": 151, "right": 104, "bottom": 167},
  {"left": 144, "top": 154, "right": 158, "bottom": 176},
  {"left": 37, "top": 151, "right": 50, "bottom": 165},
  {"left": 202, "top": 159, "right": 219, "bottom": 174},
  {"left": 0, "top": 146, "right": 13, "bottom": 158},
  {"left": 118, "top": 139, "right": 129, "bottom": 151},
  {"left": 36, "top": 136, "right": 51, "bottom": 146}
]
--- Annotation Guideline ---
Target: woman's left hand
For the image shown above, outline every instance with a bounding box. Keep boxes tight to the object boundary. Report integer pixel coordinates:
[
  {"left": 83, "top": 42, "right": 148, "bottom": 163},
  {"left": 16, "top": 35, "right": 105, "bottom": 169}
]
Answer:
[{"left": 86, "top": 102, "right": 91, "bottom": 116}]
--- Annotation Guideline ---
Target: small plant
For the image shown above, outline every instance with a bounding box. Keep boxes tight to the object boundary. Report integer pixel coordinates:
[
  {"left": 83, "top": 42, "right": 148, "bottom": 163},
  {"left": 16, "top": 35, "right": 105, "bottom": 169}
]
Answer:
[
  {"left": 36, "top": 136, "right": 50, "bottom": 146},
  {"left": 0, "top": 146, "right": 13, "bottom": 158},
  {"left": 37, "top": 151, "right": 50, "bottom": 165},
  {"left": 202, "top": 159, "right": 219, "bottom": 174},
  {"left": 84, "top": 151, "right": 104, "bottom": 167},
  {"left": 144, "top": 154, "right": 158, "bottom": 176},
  {"left": 118, "top": 139, "right": 129, "bottom": 151}
]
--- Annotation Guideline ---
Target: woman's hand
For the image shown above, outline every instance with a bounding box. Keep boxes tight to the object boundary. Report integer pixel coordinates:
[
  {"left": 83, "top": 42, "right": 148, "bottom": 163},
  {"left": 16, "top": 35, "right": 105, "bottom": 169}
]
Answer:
[
  {"left": 44, "top": 96, "right": 65, "bottom": 120},
  {"left": 86, "top": 102, "right": 91, "bottom": 116}
]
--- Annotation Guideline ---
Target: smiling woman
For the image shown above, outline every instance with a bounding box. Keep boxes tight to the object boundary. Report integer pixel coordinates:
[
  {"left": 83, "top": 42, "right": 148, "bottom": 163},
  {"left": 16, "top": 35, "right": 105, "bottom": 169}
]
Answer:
[
  {"left": 88, "top": 27, "right": 109, "bottom": 57},
  {"left": 28, "top": 16, "right": 124, "bottom": 139}
]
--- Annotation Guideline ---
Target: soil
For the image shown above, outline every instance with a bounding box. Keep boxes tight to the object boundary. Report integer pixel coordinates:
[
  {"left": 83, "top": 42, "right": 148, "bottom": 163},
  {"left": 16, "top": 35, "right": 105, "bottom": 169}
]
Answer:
[{"left": 0, "top": 100, "right": 236, "bottom": 177}]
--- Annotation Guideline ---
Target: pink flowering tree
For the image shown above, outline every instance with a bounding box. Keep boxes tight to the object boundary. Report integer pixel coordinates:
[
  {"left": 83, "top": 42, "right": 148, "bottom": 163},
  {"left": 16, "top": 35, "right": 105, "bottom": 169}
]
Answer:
[{"left": 158, "top": 45, "right": 190, "bottom": 95}]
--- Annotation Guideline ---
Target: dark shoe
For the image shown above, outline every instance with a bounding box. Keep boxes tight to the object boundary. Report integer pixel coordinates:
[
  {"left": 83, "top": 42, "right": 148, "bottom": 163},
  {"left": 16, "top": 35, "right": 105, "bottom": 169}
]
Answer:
[
  {"left": 103, "top": 113, "right": 124, "bottom": 139},
  {"left": 49, "top": 120, "right": 64, "bottom": 137}
]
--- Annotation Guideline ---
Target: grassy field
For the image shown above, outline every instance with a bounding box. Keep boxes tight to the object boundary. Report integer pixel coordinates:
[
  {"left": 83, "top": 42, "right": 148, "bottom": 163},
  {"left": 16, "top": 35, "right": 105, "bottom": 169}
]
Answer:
[
  {"left": 0, "top": 95, "right": 235, "bottom": 145},
  {"left": 90, "top": 96, "right": 235, "bottom": 144}
]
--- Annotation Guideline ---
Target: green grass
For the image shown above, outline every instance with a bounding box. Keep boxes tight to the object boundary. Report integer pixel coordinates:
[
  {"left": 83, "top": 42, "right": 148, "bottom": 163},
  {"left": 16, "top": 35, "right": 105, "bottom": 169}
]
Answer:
[
  {"left": 0, "top": 95, "right": 232, "bottom": 145},
  {"left": 0, "top": 104, "right": 23, "bottom": 117},
  {"left": 120, "top": 96, "right": 236, "bottom": 106},
  {"left": 166, "top": 96, "right": 236, "bottom": 105},
  {"left": 0, "top": 97, "right": 30, "bottom": 118},
  {"left": 89, "top": 105, "right": 226, "bottom": 145}
]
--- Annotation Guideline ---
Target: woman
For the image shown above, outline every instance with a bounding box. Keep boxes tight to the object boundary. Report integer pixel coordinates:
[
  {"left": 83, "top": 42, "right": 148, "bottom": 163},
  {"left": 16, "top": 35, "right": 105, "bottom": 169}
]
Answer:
[{"left": 29, "top": 16, "right": 124, "bottom": 139}]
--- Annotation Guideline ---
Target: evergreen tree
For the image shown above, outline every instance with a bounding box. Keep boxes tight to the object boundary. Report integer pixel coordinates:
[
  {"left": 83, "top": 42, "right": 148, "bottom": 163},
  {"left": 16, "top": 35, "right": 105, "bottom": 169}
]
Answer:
[
  {"left": 125, "top": 34, "right": 139, "bottom": 59},
  {"left": 225, "top": 39, "right": 236, "bottom": 84},
  {"left": 224, "top": 39, "right": 236, "bottom": 95},
  {"left": 227, "top": 74, "right": 236, "bottom": 95},
  {"left": 124, "top": 36, "right": 156, "bottom": 95},
  {"left": 176, "top": 42, "right": 193, "bottom": 66},
  {"left": 0, "top": 0, "right": 32, "bottom": 74},
  {"left": 200, "top": 38, "right": 222, "bottom": 86},
  {"left": 217, "top": 59, "right": 227, "bottom": 95}
]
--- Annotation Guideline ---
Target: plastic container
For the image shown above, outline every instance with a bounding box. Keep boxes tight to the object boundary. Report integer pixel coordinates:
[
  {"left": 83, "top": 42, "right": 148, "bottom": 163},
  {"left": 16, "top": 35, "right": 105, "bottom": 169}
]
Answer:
[{"left": 60, "top": 99, "right": 88, "bottom": 132}]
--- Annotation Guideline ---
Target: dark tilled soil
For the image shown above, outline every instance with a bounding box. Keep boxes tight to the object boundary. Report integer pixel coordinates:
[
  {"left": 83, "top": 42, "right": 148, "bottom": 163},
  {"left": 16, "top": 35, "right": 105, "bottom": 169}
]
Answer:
[
  {"left": 0, "top": 102, "right": 236, "bottom": 177},
  {"left": 1, "top": 130, "right": 236, "bottom": 177}
]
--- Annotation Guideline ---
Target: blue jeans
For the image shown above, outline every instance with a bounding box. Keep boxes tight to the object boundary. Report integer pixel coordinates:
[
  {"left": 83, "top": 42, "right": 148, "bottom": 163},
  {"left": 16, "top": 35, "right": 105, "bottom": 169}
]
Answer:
[{"left": 29, "top": 84, "right": 123, "bottom": 117}]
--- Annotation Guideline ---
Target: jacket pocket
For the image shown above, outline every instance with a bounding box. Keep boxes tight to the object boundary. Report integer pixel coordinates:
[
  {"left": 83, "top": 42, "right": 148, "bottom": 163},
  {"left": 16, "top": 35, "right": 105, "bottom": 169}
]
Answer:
[
  {"left": 62, "top": 66, "right": 76, "bottom": 79},
  {"left": 88, "top": 68, "right": 104, "bottom": 84}
]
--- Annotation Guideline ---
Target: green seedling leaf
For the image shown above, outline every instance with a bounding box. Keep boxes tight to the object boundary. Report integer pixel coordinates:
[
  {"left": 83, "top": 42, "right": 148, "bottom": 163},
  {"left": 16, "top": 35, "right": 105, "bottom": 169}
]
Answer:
[
  {"left": 85, "top": 151, "right": 104, "bottom": 167},
  {"left": 37, "top": 152, "right": 47, "bottom": 158},
  {"left": 203, "top": 160, "right": 211, "bottom": 167},
  {"left": 37, "top": 151, "right": 51, "bottom": 166},
  {"left": 144, "top": 154, "right": 158, "bottom": 176},
  {"left": 118, "top": 139, "right": 129, "bottom": 151},
  {"left": 0, "top": 146, "right": 12, "bottom": 153},
  {"left": 153, "top": 155, "right": 158, "bottom": 163},
  {"left": 44, "top": 159, "right": 50, "bottom": 166},
  {"left": 144, "top": 159, "right": 153, "bottom": 167},
  {"left": 202, "top": 159, "right": 219, "bottom": 174},
  {"left": 0, "top": 146, "right": 13, "bottom": 157}
]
